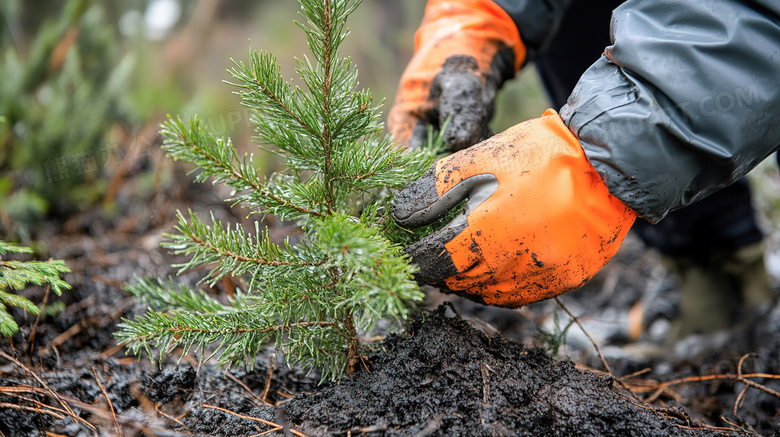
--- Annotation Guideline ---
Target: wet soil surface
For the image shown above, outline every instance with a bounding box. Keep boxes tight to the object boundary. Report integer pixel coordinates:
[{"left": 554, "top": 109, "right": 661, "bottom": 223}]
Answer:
[
  {"left": 1, "top": 166, "right": 779, "bottom": 436},
  {"left": 1, "top": 305, "right": 761, "bottom": 437},
  {"left": 286, "top": 305, "right": 752, "bottom": 437}
]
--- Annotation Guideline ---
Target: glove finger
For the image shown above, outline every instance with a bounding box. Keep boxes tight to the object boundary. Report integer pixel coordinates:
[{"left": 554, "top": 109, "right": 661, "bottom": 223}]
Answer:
[
  {"left": 440, "top": 82, "right": 490, "bottom": 151},
  {"left": 391, "top": 165, "right": 498, "bottom": 229},
  {"left": 404, "top": 213, "right": 467, "bottom": 285},
  {"left": 433, "top": 56, "right": 490, "bottom": 151},
  {"left": 406, "top": 213, "right": 499, "bottom": 288}
]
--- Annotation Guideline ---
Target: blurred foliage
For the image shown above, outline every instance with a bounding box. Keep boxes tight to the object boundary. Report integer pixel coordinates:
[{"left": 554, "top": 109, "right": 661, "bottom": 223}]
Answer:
[{"left": 0, "top": 0, "right": 137, "bottom": 238}]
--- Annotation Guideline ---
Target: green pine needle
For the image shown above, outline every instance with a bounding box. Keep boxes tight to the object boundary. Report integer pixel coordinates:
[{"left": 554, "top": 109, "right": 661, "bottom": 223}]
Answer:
[{"left": 0, "top": 241, "right": 71, "bottom": 337}]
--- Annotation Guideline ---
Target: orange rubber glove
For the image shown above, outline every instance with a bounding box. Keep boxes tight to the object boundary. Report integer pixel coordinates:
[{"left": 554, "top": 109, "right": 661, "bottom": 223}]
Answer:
[
  {"left": 391, "top": 110, "right": 637, "bottom": 308},
  {"left": 388, "top": 0, "right": 525, "bottom": 151}
]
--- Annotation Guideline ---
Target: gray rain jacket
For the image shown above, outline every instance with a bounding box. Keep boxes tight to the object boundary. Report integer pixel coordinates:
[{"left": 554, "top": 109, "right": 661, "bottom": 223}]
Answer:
[{"left": 494, "top": 0, "right": 780, "bottom": 223}]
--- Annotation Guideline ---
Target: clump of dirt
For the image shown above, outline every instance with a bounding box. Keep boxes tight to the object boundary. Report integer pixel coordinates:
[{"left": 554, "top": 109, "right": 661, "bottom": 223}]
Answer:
[
  {"left": 284, "top": 305, "right": 751, "bottom": 436},
  {"left": 146, "top": 365, "right": 197, "bottom": 405}
]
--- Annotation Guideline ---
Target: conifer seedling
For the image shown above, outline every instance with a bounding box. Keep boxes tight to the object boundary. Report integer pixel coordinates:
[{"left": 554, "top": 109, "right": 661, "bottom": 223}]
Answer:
[
  {"left": 116, "top": 0, "right": 438, "bottom": 380},
  {"left": 0, "top": 241, "right": 70, "bottom": 337}
]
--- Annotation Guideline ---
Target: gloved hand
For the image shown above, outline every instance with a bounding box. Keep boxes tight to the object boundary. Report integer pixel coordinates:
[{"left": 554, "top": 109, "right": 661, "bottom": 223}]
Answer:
[
  {"left": 391, "top": 109, "right": 637, "bottom": 307},
  {"left": 388, "top": 0, "right": 525, "bottom": 151}
]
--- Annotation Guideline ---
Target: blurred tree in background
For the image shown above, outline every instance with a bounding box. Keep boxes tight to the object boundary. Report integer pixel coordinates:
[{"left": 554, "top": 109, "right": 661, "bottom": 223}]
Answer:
[
  {"left": 0, "top": 0, "right": 197, "bottom": 241},
  {"left": 0, "top": 0, "right": 136, "bottom": 239}
]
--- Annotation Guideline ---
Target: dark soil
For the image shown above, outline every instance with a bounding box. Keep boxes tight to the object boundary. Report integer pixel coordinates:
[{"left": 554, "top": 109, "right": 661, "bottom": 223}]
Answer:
[
  {"left": 285, "top": 305, "right": 753, "bottom": 437},
  {"left": 2, "top": 305, "right": 761, "bottom": 437}
]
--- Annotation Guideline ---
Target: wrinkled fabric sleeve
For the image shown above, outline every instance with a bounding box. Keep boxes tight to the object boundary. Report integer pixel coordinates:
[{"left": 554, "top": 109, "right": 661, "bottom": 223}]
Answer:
[
  {"left": 561, "top": 0, "right": 780, "bottom": 223},
  {"left": 491, "top": 0, "right": 573, "bottom": 56}
]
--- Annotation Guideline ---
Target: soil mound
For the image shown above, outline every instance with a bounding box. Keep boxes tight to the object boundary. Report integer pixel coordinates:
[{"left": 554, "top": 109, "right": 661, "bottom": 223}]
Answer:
[{"left": 286, "top": 305, "right": 748, "bottom": 436}]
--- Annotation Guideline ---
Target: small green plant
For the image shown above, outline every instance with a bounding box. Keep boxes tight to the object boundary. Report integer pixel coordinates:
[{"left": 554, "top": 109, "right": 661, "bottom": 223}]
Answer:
[
  {"left": 536, "top": 311, "right": 575, "bottom": 358},
  {"left": 116, "top": 0, "right": 436, "bottom": 380},
  {"left": 0, "top": 241, "right": 70, "bottom": 337}
]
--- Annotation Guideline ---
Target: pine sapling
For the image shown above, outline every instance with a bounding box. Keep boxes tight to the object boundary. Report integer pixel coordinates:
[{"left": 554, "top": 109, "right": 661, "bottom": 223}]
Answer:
[
  {"left": 0, "top": 241, "right": 70, "bottom": 337},
  {"left": 116, "top": 0, "right": 438, "bottom": 380}
]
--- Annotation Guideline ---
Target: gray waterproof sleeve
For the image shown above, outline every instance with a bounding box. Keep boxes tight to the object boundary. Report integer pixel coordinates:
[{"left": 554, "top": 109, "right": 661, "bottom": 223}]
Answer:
[{"left": 560, "top": 0, "right": 780, "bottom": 223}]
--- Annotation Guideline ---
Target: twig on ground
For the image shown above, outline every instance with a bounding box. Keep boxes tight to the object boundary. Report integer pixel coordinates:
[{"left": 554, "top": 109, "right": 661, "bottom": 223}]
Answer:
[
  {"left": 615, "top": 392, "right": 742, "bottom": 435},
  {"left": 27, "top": 285, "right": 51, "bottom": 357},
  {"left": 620, "top": 354, "right": 780, "bottom": 405},
  {"left": 554, "top": 297, "right": 612, "bottom": 374},
  {"left": 8, "top": 393, "right": 61, "bottom": 412},
  {"left": 248, "top": 431, "right": 279, "bottom": 437},
  {"left": 733, "top": 384, "right": 749, "bottom": 416},
  {"left": 275, "top": 390, "right": 295, "bottom": 400},
  {"left": 201, "top": 404, "right": 282, "bottom": 433},
  {"left": 577, "top": 362, "right": 681, "bottom": 398},
  {"left": 2, "top": 384, "right": 182, "bottom": 436},
  {"left": 1, "top": 390, "right": 86, "bottom": 424},
  {"left": 720, "top": 415, "right": 741, "bottom": 430},
  {"left": 618, "top": 367, "right": 651, "bottom": 381},
  {"left": 262, "top": 352, "right": 277, "bottom": 406},
  {"left": 733, "top": 354, "right": 751, "bottom": 415},
  {"left": 554, "top": 297, "right": 644, "bottom": 401},
  {"left": 669, "top": 423, "right": 742, "bottom": 434},
  {"left": 92, "top": 367, "right": 121, "bottom": 436},
  {"left": 42, "top": 303, "right": 130, "bottom": 352},
  {"left": 100, "top": 341, "right": 125, "bottom": 358},
  {"left": 0, "top": 383, "right": 98, "bottom": 435},
  {"left": 223, "top": 370, "right": 265, "bottom": 408},
  {"left": 155, "top": 403, "right": 187, "bottom": 428},
  {"left": 335, "top": 425, "right": 387, "bottom": 436},
  {"left": 480, "top": 363, "right": 491, "bottom": 404},
  {"left": 0, "top": 402, "right": 64, "bottom": 419},
  {"left": 638, "top": 372, "right": 780, "bottom": 403},
  {"left": 0, "top": 351, "right": 78, "bottom": 419}
]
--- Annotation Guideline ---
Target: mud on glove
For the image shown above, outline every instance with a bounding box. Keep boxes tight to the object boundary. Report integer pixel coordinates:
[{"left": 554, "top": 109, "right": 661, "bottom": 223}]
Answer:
[
  {"left": 388, "top": 0, "right": 525, "bottom": 151},
  {"left": 391, "top": 109, "right": 637, "bottom": 307}
]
